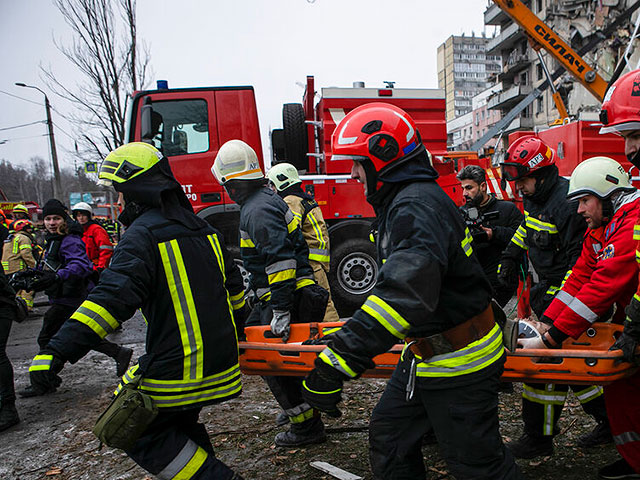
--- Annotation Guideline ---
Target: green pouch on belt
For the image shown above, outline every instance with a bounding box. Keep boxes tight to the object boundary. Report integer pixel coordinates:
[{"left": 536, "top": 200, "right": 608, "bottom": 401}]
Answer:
[{"left": 93, "top": 376, "right": 158, "bottom": 450}]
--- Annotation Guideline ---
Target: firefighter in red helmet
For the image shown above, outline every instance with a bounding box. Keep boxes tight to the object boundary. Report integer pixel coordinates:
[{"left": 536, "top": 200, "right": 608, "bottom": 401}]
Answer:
[
  {"left": 499, "top": 136, "right": 611, "bottom": 458},
  {"left": 301, "top": 103, "right": 521, "bottom": 479},
  {"left": 595, "top": 69, "right": 640, "bottom": 479}
]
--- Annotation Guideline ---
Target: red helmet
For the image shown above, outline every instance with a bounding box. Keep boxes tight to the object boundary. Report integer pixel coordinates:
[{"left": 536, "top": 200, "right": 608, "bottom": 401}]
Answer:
[
  {"left": 12, "top": 219, "right": 33, "bottom": 232},
  {"left": 600, "top": 69, "right": 640, "bottom": 135},
  {"left": 331, "top": 103, "right": 423, "bottom": 176},
  {"left": 501, "top": 136, "right": 556, "bottom": 181}
]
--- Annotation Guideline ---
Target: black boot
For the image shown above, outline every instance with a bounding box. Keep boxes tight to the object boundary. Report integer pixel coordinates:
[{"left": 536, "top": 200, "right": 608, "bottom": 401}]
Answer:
[
  {"left": 506, "top": 433, "right": 554, "bottom": 459},
  {"left": 274, "top": 416, "right": 327, "bottom": 447},
  {"left": 598, "top": 458, "right": 640, "bottom": 479},
  {"left": 19, "top": 373, "right": 61, "bottom": 398},
  {"left": 577, "top": 421, "right": 613, "bottom": 448},
  {"left": 115, "top": 347, "right": 133, "bottom": 377},
  {"left": 275, "top": 411, "right": 290, "bottom": 427},
  {"left": 0, "top": 404, "right": 20, "bottom": 432}
]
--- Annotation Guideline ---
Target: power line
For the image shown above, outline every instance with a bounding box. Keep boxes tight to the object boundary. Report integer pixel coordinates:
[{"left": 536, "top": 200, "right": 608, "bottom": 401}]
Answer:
[
  {"left": 52, "top": 121, "right": 76, "bottom": 141},
  {"left": 0, "top": 89, "right": 43, "bottom": 106},
  {"left": 0, "top": 134, "right": 48, "bottom": 144},
  {"left": 0, "top": 120, "right": 45, "bottom": 132}
]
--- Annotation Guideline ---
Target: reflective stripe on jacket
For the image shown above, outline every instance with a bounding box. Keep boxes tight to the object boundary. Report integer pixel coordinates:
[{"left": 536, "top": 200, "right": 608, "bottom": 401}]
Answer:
[
  {"left": 239, "top": 188, "right": 315, "bottom": 311},
  {"left": 1, "top": 231, "right": 36, "bottom": 274},
  {"left": 48, "top": 209, "right": 244, "bottom": 410},
  {"left": 283, "top": 195, "right": 331, "bottom": 268},
  {"left": 81, "top": 221, "right": 114, "bottom": 269}
]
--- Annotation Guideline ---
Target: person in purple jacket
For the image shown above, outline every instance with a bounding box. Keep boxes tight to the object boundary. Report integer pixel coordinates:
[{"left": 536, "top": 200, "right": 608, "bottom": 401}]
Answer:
[{"left": 19, "top": 199, "right": 132, "bottom": 397}]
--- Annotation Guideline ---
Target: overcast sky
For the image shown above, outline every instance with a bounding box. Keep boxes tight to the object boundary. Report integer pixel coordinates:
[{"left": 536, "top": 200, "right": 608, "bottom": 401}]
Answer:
[{"left": 0, "top": 0, "right": 493, "bottom": 176}]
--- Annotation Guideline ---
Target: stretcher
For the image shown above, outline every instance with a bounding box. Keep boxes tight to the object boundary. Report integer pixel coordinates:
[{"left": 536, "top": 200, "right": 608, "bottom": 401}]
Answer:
[{"left": 239, "top": 322, "right": 639, "bottom": 386}]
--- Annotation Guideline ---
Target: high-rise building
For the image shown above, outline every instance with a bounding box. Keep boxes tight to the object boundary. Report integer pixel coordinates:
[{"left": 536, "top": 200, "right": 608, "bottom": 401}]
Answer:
[{"left": 437, "top": 34, "right": 502, "bottom": 122}]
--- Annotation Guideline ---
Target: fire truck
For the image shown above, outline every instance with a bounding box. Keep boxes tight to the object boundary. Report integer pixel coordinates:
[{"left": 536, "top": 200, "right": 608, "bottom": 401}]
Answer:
[{"left": 123, "top": 78, "right": 500, "bottom": 315}]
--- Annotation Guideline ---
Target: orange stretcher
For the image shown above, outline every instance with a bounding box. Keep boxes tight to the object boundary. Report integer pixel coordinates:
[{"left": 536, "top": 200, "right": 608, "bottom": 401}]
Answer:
[{"left": 239, "top": 322, "right": 639, "bottom": 386}]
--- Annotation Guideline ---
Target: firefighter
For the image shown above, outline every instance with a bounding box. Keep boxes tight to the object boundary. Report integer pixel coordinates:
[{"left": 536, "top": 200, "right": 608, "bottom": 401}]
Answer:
[
  {"left": 594, "top": 68, "right": 640, "bottom": 479},
  {"left": 267, "top": 162, "right": 340, "bottom": 322},
  {"left": 300, "top": 103, "right": 521, "bottom": 479},
  {"left": 27, "top": 143, "right": 246, "bottom": 479},
  {"left": 457, "top": 165, "right": 523, "bottom": 307},
  {"left": 212, "top": 140, "right": 329, "bottom": 448},
  {"left": 11, "top": 204, "right": 29, "bottom": 221},
  {"left": 0, "top": 210, "right": 9, "bottom": 244},
  {"left": 2, "top": 220, "right": 37, "bottom": 311},
  {"left": 71, "top": 202, "right": 114, "bottom": 274}
]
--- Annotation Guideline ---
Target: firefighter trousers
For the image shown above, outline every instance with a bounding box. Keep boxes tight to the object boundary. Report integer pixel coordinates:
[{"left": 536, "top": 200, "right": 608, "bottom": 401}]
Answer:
[
  {"left": 124, "top": 408, "right": 240, "bottom": 479},
  {"left": 522, "top": 382, "right": 607, "bottom": 437},
  {"left": 604, "top": 372, "right": 640, "bottom": 473},
  {"left": 0, "top": 304, "right": 16, "bottom": 405},
  {"left": 310, "top": 261, "right": 339, "bottom": 322},
  {"left": 247, "top": 300, "right": 319, "bottom": 429},
  {"left": 369, "top": 355, "right": 522, "bottom": 480}
]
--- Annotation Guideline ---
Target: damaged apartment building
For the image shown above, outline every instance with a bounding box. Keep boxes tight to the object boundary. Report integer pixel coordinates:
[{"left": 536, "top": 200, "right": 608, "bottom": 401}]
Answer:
[{"left": 484, "top": 0, "right": 639, "bottom": 137}]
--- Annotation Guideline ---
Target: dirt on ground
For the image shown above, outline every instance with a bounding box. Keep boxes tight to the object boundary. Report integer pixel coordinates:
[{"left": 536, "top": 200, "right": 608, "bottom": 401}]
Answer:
[{"left": 2, "top": 303, "right": 620, "bottom": 480}]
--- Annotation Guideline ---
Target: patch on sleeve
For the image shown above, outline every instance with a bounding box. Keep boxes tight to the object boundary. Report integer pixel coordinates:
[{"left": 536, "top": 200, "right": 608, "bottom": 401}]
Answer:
[{"left": 599, "top": 244, "right": 615, "bottom": 260}]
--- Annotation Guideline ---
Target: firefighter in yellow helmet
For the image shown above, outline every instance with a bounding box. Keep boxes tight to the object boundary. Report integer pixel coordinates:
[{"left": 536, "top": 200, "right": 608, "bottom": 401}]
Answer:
[
  {"left": 1, "top": 220, "right": 37, "bottom": 311},
  {"left": 27, "top": 142, "right": 247, "bottom": 479},
  {"left": 267, "top": 163, "right": 340, "bottom": 322},
  {"left": 11, "top": 204, "right": 29, "bottom": 221}
]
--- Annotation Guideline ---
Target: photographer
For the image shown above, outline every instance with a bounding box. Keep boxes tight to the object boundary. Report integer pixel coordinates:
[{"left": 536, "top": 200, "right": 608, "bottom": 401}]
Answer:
[{"left": 457, "top": 165, "right": 523, "bottom": 307}]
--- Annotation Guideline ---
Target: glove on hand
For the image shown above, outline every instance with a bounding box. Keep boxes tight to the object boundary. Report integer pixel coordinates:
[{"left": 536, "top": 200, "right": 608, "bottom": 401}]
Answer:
[
  {"left": 610, "top": 311, "right": 640, "bottom": 365},
  {"left": 270, "top": 310, "right": 291, "bottom": 342},
  {"left": 517, "top": 335, "right": 546, "bottom": 350},
  {"left": 497, "top": 258, "right": 518, "bottom": 288},
  {"left": 30, "top": 270, "right": 60, "bottom": 292},
  {"left": 302, "top": 361, "right": 344, "bottom": 418},
  {"left": 28, "top": 350, "right": 63, "bottom": 394}
]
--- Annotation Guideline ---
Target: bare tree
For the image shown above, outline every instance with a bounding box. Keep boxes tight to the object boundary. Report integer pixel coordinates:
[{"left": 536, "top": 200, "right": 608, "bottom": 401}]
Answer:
[{"left": 42, "top": 0, "right": 151, "bottom": 160}]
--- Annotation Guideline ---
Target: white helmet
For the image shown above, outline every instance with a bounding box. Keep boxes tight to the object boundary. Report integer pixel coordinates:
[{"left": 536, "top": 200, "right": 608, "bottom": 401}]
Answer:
[
  {"left": 567, "top": 156, "right": 634, "bottom": 200},
  {"left": 267, "top": 163, "right": 301, "bottom": 192},
  {"left": 71, "top": 202, "right": 93, "bottom": 216},
  {"left": 211, "top": 140, "right": 264, "bottom": 185}
]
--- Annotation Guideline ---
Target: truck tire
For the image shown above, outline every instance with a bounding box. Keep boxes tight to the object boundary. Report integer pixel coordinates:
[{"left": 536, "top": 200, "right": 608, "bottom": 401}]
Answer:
[
  {"left": 329, "top": 238, "right": 378, "bottom": 317},
  {"left": 282, "top": 103, "right": 308, "bottom": 171}
]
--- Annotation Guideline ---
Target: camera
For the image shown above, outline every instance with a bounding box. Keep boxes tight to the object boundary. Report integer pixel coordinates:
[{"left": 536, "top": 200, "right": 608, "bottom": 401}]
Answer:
[{"left": 461, "top": 206, "right": 499, "bottom": 243}]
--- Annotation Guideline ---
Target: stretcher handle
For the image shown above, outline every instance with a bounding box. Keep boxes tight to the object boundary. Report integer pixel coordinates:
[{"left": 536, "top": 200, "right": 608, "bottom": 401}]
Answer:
[{"left": 239, "top": 342, "right": 640, "bottom": 360}]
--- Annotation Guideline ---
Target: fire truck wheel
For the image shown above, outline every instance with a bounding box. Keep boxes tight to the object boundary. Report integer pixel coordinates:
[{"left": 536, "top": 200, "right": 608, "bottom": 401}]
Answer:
[
  {"left": 282, "top": 103, "right": 308, "bottom": 171},
  {"left": 329, "top": 238, "right": 378, "bottom": 317}
]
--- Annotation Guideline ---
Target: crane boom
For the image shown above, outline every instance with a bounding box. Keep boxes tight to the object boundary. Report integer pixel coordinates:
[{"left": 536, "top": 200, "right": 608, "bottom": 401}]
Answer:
[{"left": 492, "top": 0, "right": 608, "bottom": 101}]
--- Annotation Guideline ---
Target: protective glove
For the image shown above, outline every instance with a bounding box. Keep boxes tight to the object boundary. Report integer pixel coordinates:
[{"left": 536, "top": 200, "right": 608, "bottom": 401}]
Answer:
[
  {"left": 302, "top": 360, "right": 344, "bottom": 418},
  {"left": 497, "top": 258, "right": 518, "bottom": 288},
  {"left": 30, "top": 270, "right": 60, "bottom": 292},
  {"left": 517, "top": 336, "right": 546, "bottom": 350},
  {"left": 270, "top": 309, "right": 291, "bottom": 342},
  {"left": 610, "top": 331, "right": 639, "bottom": 365},
  {"left": 28, "top": 350, "right": 63, "bottom": 395}
]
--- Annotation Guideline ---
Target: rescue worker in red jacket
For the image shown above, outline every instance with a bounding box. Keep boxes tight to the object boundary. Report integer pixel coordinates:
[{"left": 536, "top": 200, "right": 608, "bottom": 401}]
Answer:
[
  {"left": 592, "top": 68, "right": 640, "bottom": 479},
  {"left": 301, "top": 103, "right": 521, "bottom": 479},
  {"left": 499, "top": 137, "right": 610, "bottom": 458},
  {"left": 71, "top": 202, "right": 114, "bottom": 273}
]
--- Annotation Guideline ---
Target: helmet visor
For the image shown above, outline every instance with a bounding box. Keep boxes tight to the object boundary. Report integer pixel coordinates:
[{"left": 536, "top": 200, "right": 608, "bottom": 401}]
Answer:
[
  {"left": 501, "top": 163, "right": 530, "bottom": 182},
  {"left": 330, "top": 154, "right": 370, "bottom": 163}
]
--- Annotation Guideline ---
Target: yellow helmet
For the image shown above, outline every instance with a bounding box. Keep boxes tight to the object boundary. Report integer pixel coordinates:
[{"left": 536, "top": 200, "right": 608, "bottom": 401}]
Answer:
[
  {"left": 211, "top": 140, "right": 264, "bottom": 185},
  {"left": 98, "top": 142, "right": 163, "bottom": 186},
  {"left": 567, "top": 156, "right": 633, "bottom": 200},
  {"left": 267, "top": 163, "right": 301, "bottom": 192},
  {"left": 12, "top": 204, "right": 28, "bottom": 215}
]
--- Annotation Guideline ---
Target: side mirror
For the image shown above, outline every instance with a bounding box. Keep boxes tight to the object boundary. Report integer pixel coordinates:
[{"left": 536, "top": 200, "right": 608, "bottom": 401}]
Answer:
[{"left": 140, "top": 103, "right": 153, "bottom": 141}]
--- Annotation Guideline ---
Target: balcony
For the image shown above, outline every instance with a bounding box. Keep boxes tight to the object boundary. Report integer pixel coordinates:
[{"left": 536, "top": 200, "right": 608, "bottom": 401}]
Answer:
[
  {"left": 486, "top": 22, "right": 523, "bottom": 55},
  {"left": 484, "top": 3, "right": 509, "bottom": 26},
  {"left": 498, "top": 52, "right": 531, "bottom": 83},
  {"left": 504, "top": 116, "right": 534, "bottom": 132},
  {"left": 487, "top": 84, "right": 533, "bottom": 110}
]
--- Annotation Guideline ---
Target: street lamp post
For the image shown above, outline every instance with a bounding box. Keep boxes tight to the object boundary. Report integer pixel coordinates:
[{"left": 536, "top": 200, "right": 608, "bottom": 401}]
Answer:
[{"left": 15, "top": 83, "right": 63, "bottom": 200}]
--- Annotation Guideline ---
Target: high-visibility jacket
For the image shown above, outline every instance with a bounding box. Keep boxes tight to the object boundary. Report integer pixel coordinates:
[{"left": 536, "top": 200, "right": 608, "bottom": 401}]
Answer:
[
  {"left": 318, "top": 180, "right": 503, "bottom": 383},
  {"left": 502, "top": 171, "right": 586, "bottom": 294},
  {"left": 282, "top": 193, "right": 331, "bottom": 270},
  {"left": 239, "top": 187, "right": 315, "bottom": 311},
  {"left": 47, "top": 208, "right": 245, "bottom": 410},
  {"left": 81, "top": 221, "right": 114, "bottom": 270},
  {"left": 545, "top": 191, "right": 640, "bottom": 340},
  {"left": 2, "top": 230, "right": 36, "bottom": 274}
]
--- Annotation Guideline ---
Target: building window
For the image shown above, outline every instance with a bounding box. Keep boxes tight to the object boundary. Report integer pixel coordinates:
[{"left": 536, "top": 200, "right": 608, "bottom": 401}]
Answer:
[
  {"left": 537, "top": 96, "right": 544, "bottom": 114},
  {"left": 537, "top": 63, "right": 543, "bottom": 81}
]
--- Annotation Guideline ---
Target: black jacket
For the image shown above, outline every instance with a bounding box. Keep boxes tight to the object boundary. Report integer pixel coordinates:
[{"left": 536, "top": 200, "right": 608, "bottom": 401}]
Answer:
[
  {"left": 501, "top": 169, "right": 586, "bottom": 286},
  {"left": 322, "top": 180, "right": 500, "bottom": 384},
  {"left": 239, "top": 187, "right": 315, "bottom": 311},
  {"left": 48, "top": 208, "right": 245, "bottom": 410},
  {"left": 460, "top": 194, "right": 523, "bottom": 283}
]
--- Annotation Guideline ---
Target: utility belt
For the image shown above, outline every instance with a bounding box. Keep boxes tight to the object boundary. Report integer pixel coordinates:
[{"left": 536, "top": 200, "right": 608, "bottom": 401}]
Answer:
[{"left": 405, "top": 304, "right": 495, "bottom": 359}]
